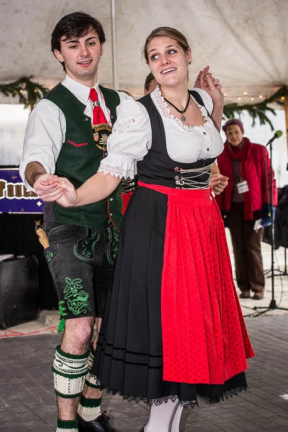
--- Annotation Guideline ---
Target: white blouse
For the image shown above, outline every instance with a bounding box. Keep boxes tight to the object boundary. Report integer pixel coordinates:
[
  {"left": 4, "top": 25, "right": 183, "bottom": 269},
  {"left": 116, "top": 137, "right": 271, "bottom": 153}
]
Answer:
[{"left": 99, "top": 86, "right": 224, "bottom": 179}]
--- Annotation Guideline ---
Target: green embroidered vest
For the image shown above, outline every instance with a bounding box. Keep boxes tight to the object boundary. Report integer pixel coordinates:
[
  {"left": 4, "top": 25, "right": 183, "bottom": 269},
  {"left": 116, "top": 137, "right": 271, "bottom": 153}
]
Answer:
[{"left": 44, "top": 83, "right": 122, "bottom": 232}]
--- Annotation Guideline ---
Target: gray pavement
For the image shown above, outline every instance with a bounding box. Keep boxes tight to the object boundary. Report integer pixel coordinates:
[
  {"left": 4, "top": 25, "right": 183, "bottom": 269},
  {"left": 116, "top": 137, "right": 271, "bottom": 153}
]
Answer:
[
  {"left": 0, "top": 316, "right": 288, "bottom": 432},
  {"left": 0, "top": 232, "right": 288, "bottom": 431}
]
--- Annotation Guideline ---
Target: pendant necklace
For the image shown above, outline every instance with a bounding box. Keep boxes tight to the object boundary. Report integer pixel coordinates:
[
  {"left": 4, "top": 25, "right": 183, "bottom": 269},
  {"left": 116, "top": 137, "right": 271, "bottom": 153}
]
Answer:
[{"left": 163, "top": 91, "right": 190, "bottom": 122}]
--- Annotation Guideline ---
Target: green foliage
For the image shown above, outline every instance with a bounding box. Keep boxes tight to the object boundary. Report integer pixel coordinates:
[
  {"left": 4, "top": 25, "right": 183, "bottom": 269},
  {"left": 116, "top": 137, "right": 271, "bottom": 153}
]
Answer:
[
  {"left": 223, "top": 86, "right": 288, "bottom": 131},
  {"left": 0, "top": 76, "right": 49, "bottom": 108}
]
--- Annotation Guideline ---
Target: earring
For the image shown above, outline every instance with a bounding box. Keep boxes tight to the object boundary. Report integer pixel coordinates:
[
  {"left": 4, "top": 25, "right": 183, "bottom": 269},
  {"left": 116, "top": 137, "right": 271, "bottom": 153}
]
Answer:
[{"left": 189, "top": 61, "right": 192, "bottom": 65}]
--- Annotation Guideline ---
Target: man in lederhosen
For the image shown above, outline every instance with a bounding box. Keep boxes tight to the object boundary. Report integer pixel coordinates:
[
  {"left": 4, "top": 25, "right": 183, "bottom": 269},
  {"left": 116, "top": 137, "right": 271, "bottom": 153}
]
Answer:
[{"left": 20, "top": 12, "right": 131, "bottom": 432}]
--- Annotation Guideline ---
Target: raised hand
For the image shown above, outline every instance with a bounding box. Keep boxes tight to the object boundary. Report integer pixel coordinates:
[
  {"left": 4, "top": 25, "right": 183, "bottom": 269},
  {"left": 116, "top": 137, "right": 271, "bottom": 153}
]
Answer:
[
  {"left": 205, "top": 73, "right": 224, "bottom": 107},
  {"left": 194, "top": 66, "right": 210, "bottom": 89},
  {"left": 194, "top": 66, "right": 224, "bottom": 107}
]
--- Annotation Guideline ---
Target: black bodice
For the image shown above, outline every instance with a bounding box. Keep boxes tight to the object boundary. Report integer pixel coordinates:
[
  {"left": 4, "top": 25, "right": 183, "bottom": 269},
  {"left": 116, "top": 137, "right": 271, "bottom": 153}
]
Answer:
[{"left": 137, "top": 92, "right": 216, "bottom": 189}]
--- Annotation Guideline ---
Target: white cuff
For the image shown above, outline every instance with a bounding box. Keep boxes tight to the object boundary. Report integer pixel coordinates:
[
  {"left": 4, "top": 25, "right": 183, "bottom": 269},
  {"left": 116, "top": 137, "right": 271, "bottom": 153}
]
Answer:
[
  {"left": 19, "top": 158, "right": 54, "bottom": 191},
  {"left": 98, "top": 154, "right": 135, "bottom": 179}
]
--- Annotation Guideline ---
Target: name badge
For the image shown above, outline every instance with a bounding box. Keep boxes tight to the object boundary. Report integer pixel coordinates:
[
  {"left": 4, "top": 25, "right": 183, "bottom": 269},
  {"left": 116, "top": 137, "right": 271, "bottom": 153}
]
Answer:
[{"left": 237, "top": 180, "right": 249, "bottom": 194}]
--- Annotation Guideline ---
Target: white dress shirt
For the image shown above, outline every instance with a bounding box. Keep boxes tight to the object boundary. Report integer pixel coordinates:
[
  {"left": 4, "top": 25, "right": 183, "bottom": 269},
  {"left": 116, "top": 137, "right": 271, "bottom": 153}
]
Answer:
[
  {"left": 99, "top": 86, "right": 224, "bottom": 179},
  {"left": 19, "top": 75, "right": 132, "bottom": 189}
]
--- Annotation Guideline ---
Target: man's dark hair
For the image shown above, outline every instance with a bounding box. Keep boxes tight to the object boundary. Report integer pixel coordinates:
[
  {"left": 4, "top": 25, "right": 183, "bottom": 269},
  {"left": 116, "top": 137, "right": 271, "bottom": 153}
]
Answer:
[
  {"left": 51, "top": 11, "right": 106, "bottom": 69},
  {"left": 144, "top": 72, "right": 155, "bottom": 92}
]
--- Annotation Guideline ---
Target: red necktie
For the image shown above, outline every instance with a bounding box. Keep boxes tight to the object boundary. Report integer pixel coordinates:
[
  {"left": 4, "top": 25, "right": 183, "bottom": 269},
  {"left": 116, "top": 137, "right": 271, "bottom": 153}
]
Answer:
[{"left": 89, "top": 88, "right": 107, "bottom": 125}]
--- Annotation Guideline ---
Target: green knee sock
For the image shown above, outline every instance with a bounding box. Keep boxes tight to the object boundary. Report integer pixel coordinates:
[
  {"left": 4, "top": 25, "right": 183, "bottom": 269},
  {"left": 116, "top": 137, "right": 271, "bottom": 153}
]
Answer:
[{"left": 57, "top": 419, "right": 78, "bottom": 432}]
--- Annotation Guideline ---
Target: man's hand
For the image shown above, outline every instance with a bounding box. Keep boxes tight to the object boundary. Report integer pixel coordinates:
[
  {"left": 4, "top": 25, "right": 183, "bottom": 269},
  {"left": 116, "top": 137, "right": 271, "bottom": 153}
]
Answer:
[
  {"left": 210, "top": 173, "right": 229, "bottom": 195},
  {"left": 35, "top": 174, "right": 79, "bottom": 206},
  {"left": 34, "top": 174, "right": 63, "bottom": 201}
]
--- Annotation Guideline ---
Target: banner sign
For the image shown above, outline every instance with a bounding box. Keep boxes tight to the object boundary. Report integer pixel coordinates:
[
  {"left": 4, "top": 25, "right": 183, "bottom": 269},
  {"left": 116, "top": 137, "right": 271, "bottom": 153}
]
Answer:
[{"left": 0, "top": 168, "right": 44, "bottom": 214}]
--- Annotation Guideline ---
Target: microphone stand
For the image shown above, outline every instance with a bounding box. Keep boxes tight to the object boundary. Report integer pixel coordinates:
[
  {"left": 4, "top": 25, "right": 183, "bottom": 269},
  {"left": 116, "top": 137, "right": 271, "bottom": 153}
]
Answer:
[{"left": 253, "top": 137, "right": 288, "bottom": 316}]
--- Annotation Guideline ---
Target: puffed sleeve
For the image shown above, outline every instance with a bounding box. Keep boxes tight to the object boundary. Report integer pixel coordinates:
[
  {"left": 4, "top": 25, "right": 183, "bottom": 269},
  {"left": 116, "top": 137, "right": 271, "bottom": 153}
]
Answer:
[{"left": 98, "top": 99, "right": 151, "bottom": 179}]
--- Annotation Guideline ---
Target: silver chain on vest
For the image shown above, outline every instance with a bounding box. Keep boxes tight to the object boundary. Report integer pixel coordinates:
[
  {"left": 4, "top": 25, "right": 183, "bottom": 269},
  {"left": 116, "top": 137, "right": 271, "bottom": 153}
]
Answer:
[{"left": 174, "top": 162, "right": 214, "bottom": 189}]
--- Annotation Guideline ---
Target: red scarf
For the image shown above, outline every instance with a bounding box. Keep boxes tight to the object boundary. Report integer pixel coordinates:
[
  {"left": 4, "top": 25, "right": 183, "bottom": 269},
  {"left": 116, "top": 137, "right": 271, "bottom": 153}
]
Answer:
[{"left": 227, "top": 138, "right": 253, "bottom": 220}]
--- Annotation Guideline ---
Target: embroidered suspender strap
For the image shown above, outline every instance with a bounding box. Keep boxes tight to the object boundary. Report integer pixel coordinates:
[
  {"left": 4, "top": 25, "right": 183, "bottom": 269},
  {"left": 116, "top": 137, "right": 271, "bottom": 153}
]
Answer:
[{"left": 189, "top": 90, "right": 211, "bottom": 118}]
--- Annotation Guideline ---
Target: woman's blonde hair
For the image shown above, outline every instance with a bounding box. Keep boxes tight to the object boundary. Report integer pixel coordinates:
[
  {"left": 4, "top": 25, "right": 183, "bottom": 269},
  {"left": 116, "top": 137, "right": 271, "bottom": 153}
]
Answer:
[{"left": 143, "top": 27, "right": 190, "bottom": 63}]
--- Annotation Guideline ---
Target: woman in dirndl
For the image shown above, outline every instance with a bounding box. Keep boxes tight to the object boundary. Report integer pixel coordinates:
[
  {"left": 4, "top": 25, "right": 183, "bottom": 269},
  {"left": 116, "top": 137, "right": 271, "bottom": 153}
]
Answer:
[{"left": 54, "top": 27, "right": 255, "bottom": 432}]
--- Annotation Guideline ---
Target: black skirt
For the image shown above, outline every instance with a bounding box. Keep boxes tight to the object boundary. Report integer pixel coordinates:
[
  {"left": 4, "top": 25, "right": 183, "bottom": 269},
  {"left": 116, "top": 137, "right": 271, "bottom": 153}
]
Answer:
[{"left": 92, "top": 186, "right": 248, "bottom": 406}]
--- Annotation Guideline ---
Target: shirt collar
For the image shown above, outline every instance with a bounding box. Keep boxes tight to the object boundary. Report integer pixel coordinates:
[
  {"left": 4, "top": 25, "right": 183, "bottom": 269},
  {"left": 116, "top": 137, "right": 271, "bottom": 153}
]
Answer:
[{"left": 61, "top": 75, "right": 100, "bottom": 105}]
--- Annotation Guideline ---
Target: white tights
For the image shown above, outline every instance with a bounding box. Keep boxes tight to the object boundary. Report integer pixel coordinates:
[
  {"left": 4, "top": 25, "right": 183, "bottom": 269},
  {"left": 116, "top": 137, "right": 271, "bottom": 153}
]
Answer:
[{"left": 144, "top": 398, "right": 183, "bottom": 432}]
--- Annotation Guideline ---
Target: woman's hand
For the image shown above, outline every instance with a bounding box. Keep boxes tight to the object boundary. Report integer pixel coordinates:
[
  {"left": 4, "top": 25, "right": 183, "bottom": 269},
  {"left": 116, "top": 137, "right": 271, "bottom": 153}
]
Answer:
[
  {"left": 194, "top": 66, "right": 209, "bottom": 89},
  {"left": 54, "top": 178, "right": 79, "bottom": 207},
  {"left": 34, "top": 174, "right": 63, "bottom": 201},
  {"left": 40, "top": 172, "right": 120, "bottom": 207},
  {"left": 194, "top": 66, "right": 224, "bottom": 131},
  {"left": 41, "top": 176, "right": 78, "bottom": 206},
  {"left": 194, "top": 66, "right": 224, "bottom": 107},
  {"left": 210, "top": 173, "right": 229, "bottom": 195}
]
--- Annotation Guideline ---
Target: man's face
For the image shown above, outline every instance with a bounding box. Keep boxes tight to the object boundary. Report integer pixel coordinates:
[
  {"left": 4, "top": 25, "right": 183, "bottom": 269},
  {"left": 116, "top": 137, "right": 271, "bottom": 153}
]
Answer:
[{"left": 54, "top": 28, "right": 103, "bottom": 85}]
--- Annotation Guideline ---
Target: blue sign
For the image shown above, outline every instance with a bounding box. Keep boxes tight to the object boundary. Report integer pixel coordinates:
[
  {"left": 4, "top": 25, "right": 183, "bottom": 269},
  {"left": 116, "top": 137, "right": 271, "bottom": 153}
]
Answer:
[{"left": 0, "top": 168, "right": 44, "bottom": 214}]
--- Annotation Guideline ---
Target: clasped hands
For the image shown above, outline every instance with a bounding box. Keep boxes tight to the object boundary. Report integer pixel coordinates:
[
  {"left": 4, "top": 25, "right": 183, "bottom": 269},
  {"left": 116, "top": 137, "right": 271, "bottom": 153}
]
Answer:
[{"left": 33, "top": 174, "right": 77, "bottom": 207}]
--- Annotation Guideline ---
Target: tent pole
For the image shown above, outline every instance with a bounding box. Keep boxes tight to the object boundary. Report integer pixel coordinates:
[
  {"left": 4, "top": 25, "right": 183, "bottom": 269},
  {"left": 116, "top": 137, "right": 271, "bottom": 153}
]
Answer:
[
  {"left": 285, "top": 89, "right": 288, "bottom": 163},
  {"left": 110, "top": 0, "right": 119, "bottom": 90}
]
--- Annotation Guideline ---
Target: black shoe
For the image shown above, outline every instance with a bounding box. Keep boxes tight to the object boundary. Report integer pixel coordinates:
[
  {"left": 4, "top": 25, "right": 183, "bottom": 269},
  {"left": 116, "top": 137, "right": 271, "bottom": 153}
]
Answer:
[
  {"left": 253, "top": 292, "right": 264, "bottom": 300},
  {"left": 239, "top": 291, "right": 251, "bottom": 299},
  {"left": 77, "top": 412, "right": 118, "bottom": 432}
]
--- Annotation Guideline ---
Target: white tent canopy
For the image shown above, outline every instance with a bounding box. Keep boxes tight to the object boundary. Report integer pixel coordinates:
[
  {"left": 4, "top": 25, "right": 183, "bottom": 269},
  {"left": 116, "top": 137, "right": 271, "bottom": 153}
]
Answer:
[{"left": 0, "top": 0, "right": 287, "bottom": 102}]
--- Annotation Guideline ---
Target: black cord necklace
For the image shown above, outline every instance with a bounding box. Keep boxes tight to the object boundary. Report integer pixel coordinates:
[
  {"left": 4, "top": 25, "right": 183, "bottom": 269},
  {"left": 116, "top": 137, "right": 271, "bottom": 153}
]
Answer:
[{"left": 163, "top": 91, "right": 190, "bottom": 122}]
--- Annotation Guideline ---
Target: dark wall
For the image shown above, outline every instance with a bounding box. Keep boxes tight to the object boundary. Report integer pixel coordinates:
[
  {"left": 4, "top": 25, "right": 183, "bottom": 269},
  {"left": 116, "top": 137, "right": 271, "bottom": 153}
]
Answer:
[{"left": 0, "top": 214, "right": 58, "bottom": 309}]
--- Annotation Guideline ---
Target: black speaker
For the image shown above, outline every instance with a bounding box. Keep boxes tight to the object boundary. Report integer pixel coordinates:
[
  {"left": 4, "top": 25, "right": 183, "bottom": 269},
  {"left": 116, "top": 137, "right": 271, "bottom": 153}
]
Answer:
[
  {"left": 0, "top": 214, "right": 58, "bottom": 309},
  {"left": 0, "top": 256, "right": 40, "bottom": 329}
]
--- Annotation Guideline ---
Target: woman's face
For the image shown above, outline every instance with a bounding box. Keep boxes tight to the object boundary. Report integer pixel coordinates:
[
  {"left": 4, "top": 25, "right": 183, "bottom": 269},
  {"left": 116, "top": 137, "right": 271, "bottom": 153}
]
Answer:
[
  {"left": 225, "top": 125, "right": 243, "bottom": 147},
  {"left": 146, "top": 36, "right": 191, "bottom": 88}
]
